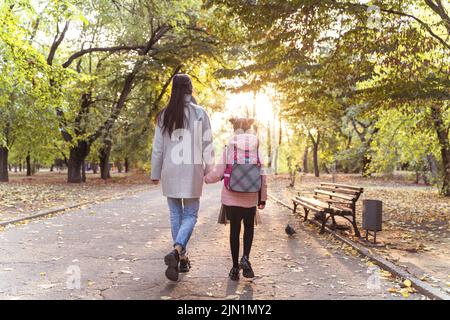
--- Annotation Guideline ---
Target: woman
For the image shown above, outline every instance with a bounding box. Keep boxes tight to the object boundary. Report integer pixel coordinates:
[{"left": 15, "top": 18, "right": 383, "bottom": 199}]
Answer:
[
  {"left": 150, "top": 74, "right": 214, "bottom": 281},
  {"left": 205, "top": 118, "right": 267, "bottom": 281}
]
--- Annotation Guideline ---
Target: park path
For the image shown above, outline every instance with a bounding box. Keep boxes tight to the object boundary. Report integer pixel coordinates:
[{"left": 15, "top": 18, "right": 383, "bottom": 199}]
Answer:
[{"left": 0, "top": 184, "right": 423, "bottom": 300}]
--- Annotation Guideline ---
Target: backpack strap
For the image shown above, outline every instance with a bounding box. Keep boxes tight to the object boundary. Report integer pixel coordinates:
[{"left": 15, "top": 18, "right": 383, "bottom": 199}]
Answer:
[
  {"left": 225, "top": 144, "right": 229, "bottom": 167},
  {"left": 256, "top": 138, "right": 261, "bottom": 166},
  {"left": 244, "top": 135, "right": 250, "bottom": 164}
]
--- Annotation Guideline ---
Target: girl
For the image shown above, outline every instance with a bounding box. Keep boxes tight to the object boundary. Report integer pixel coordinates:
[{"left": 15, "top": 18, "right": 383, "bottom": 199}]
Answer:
[
  {"left": 205, "top": 118, "right": 267, "bottom": 281},
  {"left": 151, "top": 74, "right": 214, "bottom": 281}
]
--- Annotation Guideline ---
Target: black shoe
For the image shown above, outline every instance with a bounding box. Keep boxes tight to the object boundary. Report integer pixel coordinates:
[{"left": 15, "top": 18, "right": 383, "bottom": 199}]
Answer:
[
  {"left": 240, "top": 256, "right": 255, "bottom": 278},
  {"left": 164, "top": 250, "right": 180, "bottom": 281},
  {"left": 229, "top": 267, "right": 240, "bottom": 281},
  {"left": 179, "top": 257, "right": 191, "bottom": 273}
]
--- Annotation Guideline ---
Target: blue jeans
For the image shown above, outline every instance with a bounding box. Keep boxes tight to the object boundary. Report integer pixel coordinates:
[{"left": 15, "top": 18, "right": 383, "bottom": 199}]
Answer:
[{"left": 167, "top": 198, "right": 199, "bottom": 255}]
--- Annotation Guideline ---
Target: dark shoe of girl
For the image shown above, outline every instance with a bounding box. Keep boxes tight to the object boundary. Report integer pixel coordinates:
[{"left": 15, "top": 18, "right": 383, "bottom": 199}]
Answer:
[
  {"left": 179, "top": 257, "right": 191, "bottom": 273},
  {"left": 164, "top": 250, "right": 180, "bottom": 281},
  {"left": 239, "top": 256, "right": 255, "bottom": 278},
  {"left": 229, "top": 267, "right": 240, "bottom": 281}
]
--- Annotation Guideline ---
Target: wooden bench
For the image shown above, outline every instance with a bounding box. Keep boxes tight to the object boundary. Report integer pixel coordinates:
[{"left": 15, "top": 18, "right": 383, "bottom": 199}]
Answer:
[{"left": 292, "top": 183, "right": 364, "bottom": 236}]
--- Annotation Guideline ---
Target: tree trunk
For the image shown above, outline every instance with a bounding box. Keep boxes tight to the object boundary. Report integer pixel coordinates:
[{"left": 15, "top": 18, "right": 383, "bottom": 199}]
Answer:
[
  {"left": 289, "top": 165, "right": 299, "bottom": 188},
  {"left": 430, "top": 105, "right": 450, "bottom": 196},
  {"left": 67, "top": 141, "right": 90, "bottom": 183},
  {"left": 92, "top": 163, "right": 98, "bottom": 174},
  {"left": 308, "top": 131, "right": 320, "bottom": 178},
  {"left": 0, "top": 146, "right": 8, "bottom": 182},
  {"left": 362, "top": 152, "right": 372, "bottom": 177},
  {"left": 81, "top": 160, "right": 86, "bottom": 182},
  {"left": 99, "top": 141, "right": 112, "bottom": 180},
  {"left": 26, "top": 153, "right": 32, "bottom": 176},
  {"left": 116, "top": 161, "right": 123, "bottom": 173},
  {"left": 302, "top": 146, "right": 309, "bottom": 174},
  {"left": 312, "top": 142, "right": 320, "bottom": 177},
  {"left": 50, "top": 164, "right": 54, "bottom": 172},
  {"left": 124, "top": 157, "right": 129, "bottom": 173},
  {"left": 427, "top": 153, "right": 439, "bottom": 181}
]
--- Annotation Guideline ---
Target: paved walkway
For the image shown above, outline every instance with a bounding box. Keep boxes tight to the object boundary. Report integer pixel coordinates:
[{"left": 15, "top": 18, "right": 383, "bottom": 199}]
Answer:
[{"left": 0, "top": 184, "right": 423, "bottom": 299}]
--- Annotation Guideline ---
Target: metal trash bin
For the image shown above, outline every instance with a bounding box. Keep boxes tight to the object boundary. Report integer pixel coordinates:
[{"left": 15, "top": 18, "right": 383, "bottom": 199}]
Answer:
[{"left": 362, "top": 199, "right": 382, "bottom": 243}]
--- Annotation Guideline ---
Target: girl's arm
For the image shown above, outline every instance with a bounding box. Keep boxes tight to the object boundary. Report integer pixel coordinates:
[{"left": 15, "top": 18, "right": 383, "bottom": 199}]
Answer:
[
  {"left": 150, "top": 124, "right": 164, "bottom": 180},
  {"left": 258, "top": 144, "right": 268, "bottom": 206},
  {"left": 259, "top": 175, "right": 268, "bottom": 203},
  {"left": 204, "top": 148, "right": 226, "bottom": 184}
]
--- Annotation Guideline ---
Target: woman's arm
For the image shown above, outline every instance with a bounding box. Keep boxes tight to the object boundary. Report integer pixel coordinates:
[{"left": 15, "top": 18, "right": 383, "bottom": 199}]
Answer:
[{"left": 150, "top": 124, "right": 164, "bottom": 180}]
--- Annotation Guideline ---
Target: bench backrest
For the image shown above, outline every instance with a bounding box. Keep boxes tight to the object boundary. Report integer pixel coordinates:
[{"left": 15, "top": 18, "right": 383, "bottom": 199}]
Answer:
[{"left": 314, "top": 183, "right": 364, "bottom": 206}]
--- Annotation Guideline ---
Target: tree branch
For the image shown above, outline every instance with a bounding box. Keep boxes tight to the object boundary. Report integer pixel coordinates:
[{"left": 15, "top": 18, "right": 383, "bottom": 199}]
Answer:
[
  {"left": 47, "top": 21, "right": 70, "bottom": 65},
  {"left": 154, "top": 64, "right": 183, "bottom": 109},
  {"left": 62, "top": 45, "right": 146, "bottom": 68},
  {"left": 88, "top": 61, "right": 143, "bottom": 144},
  {"left": 334, "top": 1, "right": 450, "bottom": 50},
  {"left": 62, "top": 24, "right": 172, "bottom": 68},
  {"left": 424, "top": 0, "right": 450, "bottom": 35},
  {"left": 87, "top": 25, "right": 172, "bottom": 144}
]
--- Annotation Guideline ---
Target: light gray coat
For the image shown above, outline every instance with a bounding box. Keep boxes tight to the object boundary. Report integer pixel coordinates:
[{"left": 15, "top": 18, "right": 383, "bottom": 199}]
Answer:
[{"left": 150, "top": 98, "right": 214, "bottom": 198}]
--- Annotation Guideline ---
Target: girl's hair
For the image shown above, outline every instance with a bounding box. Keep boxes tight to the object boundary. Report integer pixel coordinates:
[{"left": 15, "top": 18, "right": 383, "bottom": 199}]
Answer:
[
  {"left": 229, "top": 117, "right": 255, "bottom": 132},
  {"left": 157, "top": 74, "right": 193, "bottom": 136}
]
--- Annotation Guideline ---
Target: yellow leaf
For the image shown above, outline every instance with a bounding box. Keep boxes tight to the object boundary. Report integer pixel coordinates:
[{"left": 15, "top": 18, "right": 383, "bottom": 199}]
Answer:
[
  {"left": 388, "top": 288, "right": 398, "bottom": 293},
  {"left": 380, "top": 270, "right": 393, "bottom": 278},
  {"left": 403, "top": 279, "right": 412, "bottom": 287},
  {"left": 400, "top": 288, "right": 410, "bottom": 298}
]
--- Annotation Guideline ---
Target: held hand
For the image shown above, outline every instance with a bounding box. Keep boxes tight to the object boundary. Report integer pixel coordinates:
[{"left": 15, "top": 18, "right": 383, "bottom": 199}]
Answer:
[
  {"left": 258, "top": 204, "right": 266, "bottom": 210},
  {"left": 151, "top": 179, "right": 160, "bottom": 185}
]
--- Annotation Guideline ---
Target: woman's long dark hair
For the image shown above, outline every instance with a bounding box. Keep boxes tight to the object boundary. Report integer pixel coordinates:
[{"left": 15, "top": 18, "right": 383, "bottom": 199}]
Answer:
[{"left": 157, "top": 74, "right": 193, "bottom": 136}]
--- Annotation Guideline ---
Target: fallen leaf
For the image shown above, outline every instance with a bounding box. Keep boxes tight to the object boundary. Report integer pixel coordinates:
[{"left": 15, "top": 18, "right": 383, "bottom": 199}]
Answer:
[
  {"left": 403, "top": 279, "right": 412, "bottom": 287},
  {"left": 399, "top": 288, "right": 410, "bottom": 298},
  {"left": 119, "top": 270, "right": 132, "bottom": 274}
]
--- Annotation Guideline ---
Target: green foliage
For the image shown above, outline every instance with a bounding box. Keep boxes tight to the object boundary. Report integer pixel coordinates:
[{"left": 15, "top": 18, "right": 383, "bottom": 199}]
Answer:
[
  {"left": 210, "top": 0, "right": 450, "bottom": 193},
  {"left": 370, "top": 108, "right": 439, "bottom": 174}
]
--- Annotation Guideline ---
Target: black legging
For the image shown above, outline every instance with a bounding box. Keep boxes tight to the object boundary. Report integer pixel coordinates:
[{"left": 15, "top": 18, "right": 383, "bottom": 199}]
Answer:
[{"left": 225, "top": 205, "right": 256, "bottom": 268}]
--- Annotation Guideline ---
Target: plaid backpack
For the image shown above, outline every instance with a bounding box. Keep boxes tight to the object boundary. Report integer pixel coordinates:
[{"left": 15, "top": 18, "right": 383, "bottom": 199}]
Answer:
[{"left": 223, "top": 136, "right": 262, "bottom": 193}]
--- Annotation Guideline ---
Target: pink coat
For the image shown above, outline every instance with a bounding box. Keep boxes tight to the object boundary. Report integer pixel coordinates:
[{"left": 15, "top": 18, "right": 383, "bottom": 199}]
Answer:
[{"left": 204, "top": 133, "right": 268, "bottom": 208}]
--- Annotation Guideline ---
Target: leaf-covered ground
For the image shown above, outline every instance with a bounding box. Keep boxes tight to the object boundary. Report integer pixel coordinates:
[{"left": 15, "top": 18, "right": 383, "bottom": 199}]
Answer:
[
  {"left": 0, "top": 171, "right": 151, "bottom": 223},
  {"left": 268, "top": 173, "right": 450, "bottom": 295}
]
